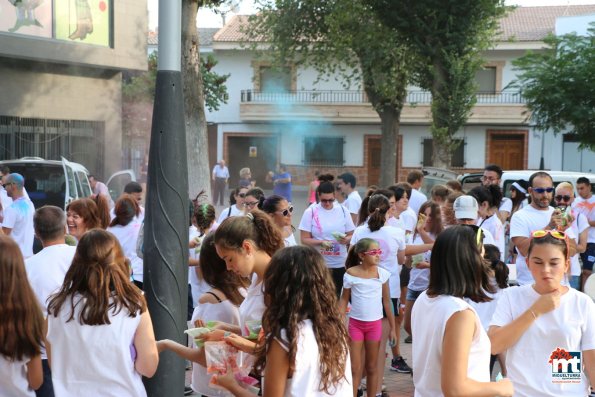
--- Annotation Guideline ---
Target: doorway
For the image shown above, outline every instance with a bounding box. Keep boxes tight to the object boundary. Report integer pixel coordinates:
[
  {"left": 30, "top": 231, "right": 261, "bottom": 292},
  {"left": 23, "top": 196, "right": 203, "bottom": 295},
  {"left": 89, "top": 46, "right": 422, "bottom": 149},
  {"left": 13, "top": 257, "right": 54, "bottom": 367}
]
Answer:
[
  {"left": 226, "top": 135, "right": 278, "bottom": 188},
  {"left": 488, "top": 131, "right": 526, "bottom": 170}
]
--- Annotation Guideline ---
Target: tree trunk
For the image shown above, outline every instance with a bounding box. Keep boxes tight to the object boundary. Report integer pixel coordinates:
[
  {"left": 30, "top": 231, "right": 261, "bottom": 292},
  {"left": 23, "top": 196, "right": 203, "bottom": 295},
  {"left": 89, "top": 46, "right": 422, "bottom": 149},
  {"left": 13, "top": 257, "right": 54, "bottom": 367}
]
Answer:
[
  {"left": 378, "top": 105, "right": 401, "bottom": 187},
  {"left": 182, "top": 0, "right": 212, "bottom": 200},
  {"left": 430, "top": 59, "right": 453, "bottom": 169}
]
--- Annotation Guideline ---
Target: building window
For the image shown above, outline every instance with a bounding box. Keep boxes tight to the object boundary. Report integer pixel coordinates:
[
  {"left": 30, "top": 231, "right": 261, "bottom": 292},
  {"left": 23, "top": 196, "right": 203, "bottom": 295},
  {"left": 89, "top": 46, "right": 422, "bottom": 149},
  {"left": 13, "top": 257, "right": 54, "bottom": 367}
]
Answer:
[
  {"left": 260, "top": 66, "right": 292, "bottom": 92},
  {"left": 0, "top": 116, "right": 104, "bottom": 173},
  {"left": 475, "top": 67, "right": 497, "bottom": 93},
  {"left": 252, "top": 62, "right": 296, "bottom": 92},
  {"left": 303, "top": 137, "right": 344, "bottom": 166},
  {"left": 422, "top": 138, "right": 465, "bottom": 168}
]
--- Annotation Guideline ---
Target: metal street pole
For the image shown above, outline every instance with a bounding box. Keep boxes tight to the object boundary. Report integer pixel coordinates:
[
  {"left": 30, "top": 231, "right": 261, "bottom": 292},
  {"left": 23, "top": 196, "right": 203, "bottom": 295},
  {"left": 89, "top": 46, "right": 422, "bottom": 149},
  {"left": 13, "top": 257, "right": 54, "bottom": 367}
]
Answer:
[{"left": 143, "top": 1, "right": 188, "bottom": 395}]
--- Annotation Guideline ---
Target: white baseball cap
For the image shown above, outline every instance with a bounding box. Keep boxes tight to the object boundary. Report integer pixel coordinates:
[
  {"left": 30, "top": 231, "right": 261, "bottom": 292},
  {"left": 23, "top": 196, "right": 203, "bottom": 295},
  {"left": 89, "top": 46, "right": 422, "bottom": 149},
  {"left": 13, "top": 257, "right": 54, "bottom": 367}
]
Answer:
[{"left": 454, "top": 195, "right": 478, "bottom": 220}]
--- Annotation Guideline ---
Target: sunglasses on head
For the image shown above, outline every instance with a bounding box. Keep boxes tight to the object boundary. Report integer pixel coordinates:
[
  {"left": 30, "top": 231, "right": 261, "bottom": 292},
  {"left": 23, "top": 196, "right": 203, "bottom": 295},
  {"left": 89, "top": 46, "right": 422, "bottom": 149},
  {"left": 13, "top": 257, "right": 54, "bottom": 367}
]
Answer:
[
  {"left": 277, "top": 205, "right": 294, "bottom": 217},
  {"left": 531, "top": 229, "right": 569, "bottom": 252},
  {"left": 320, "top": 198, "right": 335, "bottom": 204},
  {"left": 238, "top": 193, "right": 246, "bottom": 198},
  {"left": 363, "top": 248, "right": 382, "bottom": 256},
  {"left": 532, "top": 187, "right": 554, "bottom": 194},
  {"left": 554, "top": 195, "right": 571, "bottom": 202}
]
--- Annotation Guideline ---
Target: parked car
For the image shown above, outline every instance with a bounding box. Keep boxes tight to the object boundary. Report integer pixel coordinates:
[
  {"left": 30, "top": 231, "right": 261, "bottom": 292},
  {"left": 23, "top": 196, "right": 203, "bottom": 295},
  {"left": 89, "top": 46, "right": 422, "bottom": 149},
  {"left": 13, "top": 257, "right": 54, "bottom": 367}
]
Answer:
[
  {"left": 0, "top": 157, "right": 135, "bottom": 209},
  {"left": 420, "top": 167, "right": 460, "bottom": 196},
  {"left": 459, "top": 170, "right": 595, "bottom": 196}
]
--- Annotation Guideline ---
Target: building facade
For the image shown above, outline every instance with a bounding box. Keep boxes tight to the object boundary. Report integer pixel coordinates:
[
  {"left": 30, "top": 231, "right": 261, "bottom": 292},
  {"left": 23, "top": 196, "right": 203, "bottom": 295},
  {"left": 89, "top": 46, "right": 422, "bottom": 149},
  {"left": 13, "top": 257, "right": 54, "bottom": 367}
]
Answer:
[
  {"left": 0, "top": 0, "right": 148, "bottom": 179},
  {"left": 201, "top": 5, "right": 595, "bottom": 188}
]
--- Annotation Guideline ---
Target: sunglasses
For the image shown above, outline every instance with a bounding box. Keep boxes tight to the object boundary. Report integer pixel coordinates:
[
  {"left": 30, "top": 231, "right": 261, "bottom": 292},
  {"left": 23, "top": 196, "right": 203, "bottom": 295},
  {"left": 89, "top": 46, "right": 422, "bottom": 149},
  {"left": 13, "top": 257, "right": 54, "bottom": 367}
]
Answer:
[
  {"left": 3, "top": 182, "right": 14, "bottom": 188},
  {"left": 554, "top": 195, "right": 571, "bottom": 202},
  {"left": 243, "top": 201, "right": 259, "bottom": 208},
  {"left": 320, "top": 199, "right": 335, "bottom": 204},
  {"left": 531, "top": 229, "right": 569, "bottom": 253},
  {"left": 532, "top": 187, "right": 554, "bottom": 194},
  {"left": 238, "top": 193, "right": 246, "bottom": 198},
  {"left": 276, "top": 205, "right": 294, "bottom": 217},
  {"left": 363, "top": 248, "right": 382, "bottom": 256}
]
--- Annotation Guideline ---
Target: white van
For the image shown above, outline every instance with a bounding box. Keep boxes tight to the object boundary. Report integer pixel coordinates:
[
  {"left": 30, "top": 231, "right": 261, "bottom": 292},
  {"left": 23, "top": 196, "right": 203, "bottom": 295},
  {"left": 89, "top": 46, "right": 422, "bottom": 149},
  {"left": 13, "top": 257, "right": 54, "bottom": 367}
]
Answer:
[
  {"left": 0, "top": 157, "right": 135, "bottom": 209},
  {"left": 460, "top": 170, "right": 595, "bottom": 196}
]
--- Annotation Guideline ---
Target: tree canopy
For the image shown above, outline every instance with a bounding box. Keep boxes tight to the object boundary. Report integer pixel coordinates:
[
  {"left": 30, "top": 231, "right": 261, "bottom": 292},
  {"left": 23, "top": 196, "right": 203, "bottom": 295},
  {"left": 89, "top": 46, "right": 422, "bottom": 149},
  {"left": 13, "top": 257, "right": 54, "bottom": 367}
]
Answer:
[
  {"left": 365, "top": 0, "right": 508, "bottom": 167},
  {"left": 248, "top": 0, "right": 415, "bottom": 186},
  {"left": 511, "top": 25, "right": 595, "bottom": 149}
]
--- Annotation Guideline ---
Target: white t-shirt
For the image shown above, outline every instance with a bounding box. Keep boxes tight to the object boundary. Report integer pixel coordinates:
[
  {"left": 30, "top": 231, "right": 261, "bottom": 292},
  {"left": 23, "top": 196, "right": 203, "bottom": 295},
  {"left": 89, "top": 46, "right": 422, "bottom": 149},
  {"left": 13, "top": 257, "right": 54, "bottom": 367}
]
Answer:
[
  {"left": 409, "top": 189, "right": 428, "bottom": 215},
  {"left": 2, "top": 196, "right": 35, "bottom": 258},
  {"left": 284, "top": 233, "right": 297, "bottom": 247},
  {"left": 343, "top": 267, "right": 391, "bottom": 321},
  {"left": 0, "top": 187, "right": 12, "bottom": 218},
  {"left": 499, "top": 197, "right": 513, "bottom": 214},
  {"left": 108, "top": 220, "right": 144, "bottom": 283},
  {"left": 0, "top": 356, "right": 34, "bottom": 397},
  {"left": 217, "top": 205, "right": 243, "bottom": 224},
  {"left": 412, "top": 292, "right": 490, "bottom": 396},
  {"left": 272, "top": 320, "right": 352, "bottom": 397},
  {"left": 568, "top": 212, "right": 589, "bottom": 278},
  {"left": 25, "top": 244, "right": 76, "bottom": 360},
  {"left": 238, "top": 278, "right": 266, "bottom": 337},
  {"left": 351, "top": 224, "right": 406, "bottom": 298},
  {"left": 490, "top": 285, "right": 595, "bottom": 397},
  {"left": 510, "top": 206, "right": 555, "bottom": 285},
  {"left": 408, "top": 234, "right": 433, "bottom": 292},
  {"left": 467, "top": 284, "right": 504, "bottom": 331},
  {"left": 190, "top": 299, "right": 241, "bottom": 397},
  {"left": 478, "top": 214, "right": 505, "bottom": 261},
  {"left": 47, "top": 296, "right": 147, "bottom": 397},
  {"left": 343, "top": 191, "right": 362, "bottom": 215},
  {"left": 298, "top": 203, "right": 355, "bottom": 269},
  {"left": 573, "top": 195, "right": 595, "bottom": 243},
  {"left": 387, "top": 208, "right": 417, "bottom": 235}
]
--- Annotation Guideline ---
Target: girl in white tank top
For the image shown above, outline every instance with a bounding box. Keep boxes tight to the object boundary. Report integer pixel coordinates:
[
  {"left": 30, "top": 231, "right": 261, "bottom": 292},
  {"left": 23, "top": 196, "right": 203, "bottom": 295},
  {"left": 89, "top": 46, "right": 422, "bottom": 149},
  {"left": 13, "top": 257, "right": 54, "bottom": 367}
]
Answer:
[
  {"left": 411, "top": 225, "right": 513, "bottom": 397},
  {"left": 46, "top": 230, "right": 159, "bottom": 397}
]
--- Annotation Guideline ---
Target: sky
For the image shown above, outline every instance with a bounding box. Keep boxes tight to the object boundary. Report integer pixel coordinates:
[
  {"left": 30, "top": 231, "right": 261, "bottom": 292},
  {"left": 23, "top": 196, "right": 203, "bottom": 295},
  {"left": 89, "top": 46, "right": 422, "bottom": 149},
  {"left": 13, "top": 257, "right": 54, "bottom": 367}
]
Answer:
[{"left": 147, "top": 0, "right": 595, "bottom": 29}]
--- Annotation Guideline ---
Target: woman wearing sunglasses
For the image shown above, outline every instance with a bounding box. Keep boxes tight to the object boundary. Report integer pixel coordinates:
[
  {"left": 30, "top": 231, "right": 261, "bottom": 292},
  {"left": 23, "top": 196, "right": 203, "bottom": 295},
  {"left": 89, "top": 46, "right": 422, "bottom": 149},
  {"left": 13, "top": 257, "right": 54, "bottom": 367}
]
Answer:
[
  {"left": 262, "top": 195, "right": 296, "bottom": 247},
  {"left": 217, "top": 186, "right": 249, "bottom": 224},
  {"left": 299, "top": 181, "right": 355, "bottom": 297},
  {"left": 489, "top": 230, "right": 595, "bottom": 396}
]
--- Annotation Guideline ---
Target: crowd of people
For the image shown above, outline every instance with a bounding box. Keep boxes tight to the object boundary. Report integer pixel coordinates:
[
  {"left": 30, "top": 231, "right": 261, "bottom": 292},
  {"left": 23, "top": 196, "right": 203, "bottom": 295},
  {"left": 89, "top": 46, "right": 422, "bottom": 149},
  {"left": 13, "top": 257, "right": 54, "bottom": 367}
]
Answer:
[{"left": 0, "top": 163, "right": 594, "bottom": 397}]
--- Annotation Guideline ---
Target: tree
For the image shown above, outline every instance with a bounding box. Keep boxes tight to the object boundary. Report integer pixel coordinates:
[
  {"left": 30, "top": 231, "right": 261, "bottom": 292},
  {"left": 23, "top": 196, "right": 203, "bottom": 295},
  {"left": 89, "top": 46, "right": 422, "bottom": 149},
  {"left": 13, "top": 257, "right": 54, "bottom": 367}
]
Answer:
[
  {"left": 365, "top": 0, "right": 508, "bottom": 168},
  {"left": 247, "top": 0, "right": 414, "bottom": 187},
  {"left": 511, "top": 26, "right": 595, "bottom": 149}
]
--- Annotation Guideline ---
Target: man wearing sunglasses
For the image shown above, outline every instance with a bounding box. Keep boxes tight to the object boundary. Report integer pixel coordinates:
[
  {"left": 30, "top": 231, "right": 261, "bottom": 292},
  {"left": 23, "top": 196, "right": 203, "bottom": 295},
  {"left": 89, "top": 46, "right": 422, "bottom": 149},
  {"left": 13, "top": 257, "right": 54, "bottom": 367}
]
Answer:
[
  {"left": 554, "top": 182, "right": 589, "bottom": 290},
  {"left": 510, "top": 171, "right": 577, "bottom": 285},
  {"left": 1, "top": 173, "right": 35, "bottom": 258}
]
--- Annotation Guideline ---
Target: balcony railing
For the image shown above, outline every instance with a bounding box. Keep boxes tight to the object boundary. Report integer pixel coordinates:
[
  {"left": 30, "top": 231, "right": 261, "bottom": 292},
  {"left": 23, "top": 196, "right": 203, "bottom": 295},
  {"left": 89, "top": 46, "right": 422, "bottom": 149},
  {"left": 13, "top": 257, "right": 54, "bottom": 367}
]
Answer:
[{"left": 240, "top": 90, "right": 525, "bottom": 104}]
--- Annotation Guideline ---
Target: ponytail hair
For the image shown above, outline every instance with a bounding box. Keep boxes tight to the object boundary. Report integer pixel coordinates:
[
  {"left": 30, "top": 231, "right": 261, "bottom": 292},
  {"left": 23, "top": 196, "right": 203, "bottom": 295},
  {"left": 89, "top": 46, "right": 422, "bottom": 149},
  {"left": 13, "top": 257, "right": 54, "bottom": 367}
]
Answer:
[
  {"left": 367, "top": 194, "right": 390, "bottom": 232},
  {"left": 345, "top": 238, "right": 378, "bottom": 269},
  {"left": 92, "top": 194, "right": 111, "bottom": 229},
  {"left": 214, "top": 210, "right": 284, "bottom": 257},
  {"left": 483, "top": 244, "right": 508, "bottom": 289},
  {"left": 194, "top": 203, "right": 216, "bottom": 236}
]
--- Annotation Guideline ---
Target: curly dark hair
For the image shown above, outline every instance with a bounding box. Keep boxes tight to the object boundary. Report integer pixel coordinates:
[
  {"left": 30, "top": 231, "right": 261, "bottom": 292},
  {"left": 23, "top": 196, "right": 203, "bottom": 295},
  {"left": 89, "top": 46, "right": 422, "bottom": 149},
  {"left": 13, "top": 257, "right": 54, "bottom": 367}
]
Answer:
[{"left": 255, "top": 246, "right": 350, "bottom": 393}]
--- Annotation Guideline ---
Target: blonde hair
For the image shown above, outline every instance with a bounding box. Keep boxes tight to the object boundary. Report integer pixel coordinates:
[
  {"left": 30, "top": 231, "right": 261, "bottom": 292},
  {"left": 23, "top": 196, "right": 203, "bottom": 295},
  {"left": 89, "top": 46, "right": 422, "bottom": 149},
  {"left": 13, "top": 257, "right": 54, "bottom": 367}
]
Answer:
[
  {"left": 239, "top": 168, "right": 251, "bottom": 178},
  {"left": 555, "top": 181, "right": 573, "bottom": 192}
]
